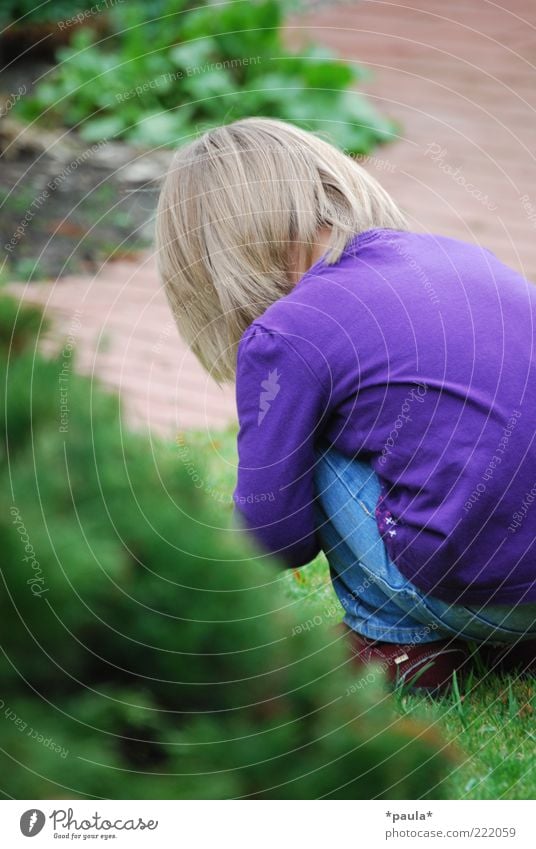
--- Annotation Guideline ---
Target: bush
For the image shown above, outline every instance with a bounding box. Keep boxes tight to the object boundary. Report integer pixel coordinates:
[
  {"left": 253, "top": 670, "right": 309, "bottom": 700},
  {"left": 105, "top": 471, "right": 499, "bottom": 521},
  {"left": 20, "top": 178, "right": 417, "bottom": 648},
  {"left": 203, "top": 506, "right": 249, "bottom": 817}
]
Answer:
[
  {"left": 0, "top": 293, "right": 450, "bottom": 799},
  {"left": 15, "top": 0, "right": 395, "bottom": 153}
]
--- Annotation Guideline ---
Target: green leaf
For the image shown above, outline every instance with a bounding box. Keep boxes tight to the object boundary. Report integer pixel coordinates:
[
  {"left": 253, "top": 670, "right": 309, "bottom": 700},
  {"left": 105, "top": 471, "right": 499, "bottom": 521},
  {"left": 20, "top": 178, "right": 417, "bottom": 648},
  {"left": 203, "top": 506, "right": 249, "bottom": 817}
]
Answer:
[
  {"left": 169, "top": 38, "right": 216, "bottom": 70},
  {"left": 128, "top": 110, "right": 191, "bottom": 146},
  {"left": 79, "top": 114, "right": 127, "bottom": 143}
]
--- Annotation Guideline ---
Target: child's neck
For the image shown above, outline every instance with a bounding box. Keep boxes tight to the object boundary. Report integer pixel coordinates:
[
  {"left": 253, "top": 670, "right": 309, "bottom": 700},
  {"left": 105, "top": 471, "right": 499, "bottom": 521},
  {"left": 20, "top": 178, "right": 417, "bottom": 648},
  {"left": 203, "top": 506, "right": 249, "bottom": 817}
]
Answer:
[
  {"left": 289, "top": 226, "right": 332, "bottom": 285},
  {"left": 310, "top": 226, "right": 333, "bottom": 266}
]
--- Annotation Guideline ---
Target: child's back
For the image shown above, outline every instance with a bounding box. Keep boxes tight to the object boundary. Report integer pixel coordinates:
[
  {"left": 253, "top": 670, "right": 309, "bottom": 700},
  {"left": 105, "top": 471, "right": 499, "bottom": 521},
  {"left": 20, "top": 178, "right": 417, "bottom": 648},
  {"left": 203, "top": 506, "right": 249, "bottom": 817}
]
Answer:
[{"left": 234, "top": 228, "right": 536, "bottom": 605}]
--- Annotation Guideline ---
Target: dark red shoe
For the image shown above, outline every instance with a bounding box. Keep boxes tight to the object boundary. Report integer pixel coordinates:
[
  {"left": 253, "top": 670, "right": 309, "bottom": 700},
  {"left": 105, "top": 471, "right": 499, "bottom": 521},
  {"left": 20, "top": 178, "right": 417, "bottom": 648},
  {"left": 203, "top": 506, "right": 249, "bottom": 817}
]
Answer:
[
  {"left": 477, "top": 639, "right": 536, "bottom": 678},
  {"left": 345, "top": 628, "right": 472, "bottom": 693}
]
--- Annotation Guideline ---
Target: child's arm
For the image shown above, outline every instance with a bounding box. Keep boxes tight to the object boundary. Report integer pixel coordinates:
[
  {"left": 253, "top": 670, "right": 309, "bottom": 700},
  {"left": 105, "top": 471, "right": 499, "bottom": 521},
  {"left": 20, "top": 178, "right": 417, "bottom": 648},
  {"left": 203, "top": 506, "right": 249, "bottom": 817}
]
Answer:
[{"left": 233, "top": 324, "right": 330, "bottom": 567}]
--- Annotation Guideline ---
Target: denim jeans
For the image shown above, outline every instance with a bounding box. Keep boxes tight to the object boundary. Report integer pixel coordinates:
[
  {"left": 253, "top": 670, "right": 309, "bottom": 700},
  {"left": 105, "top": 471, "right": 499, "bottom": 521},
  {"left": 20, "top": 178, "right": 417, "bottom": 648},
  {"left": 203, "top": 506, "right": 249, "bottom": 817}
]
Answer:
[{"left": 314, "top": 447, "right": 536, "bottom": 645}]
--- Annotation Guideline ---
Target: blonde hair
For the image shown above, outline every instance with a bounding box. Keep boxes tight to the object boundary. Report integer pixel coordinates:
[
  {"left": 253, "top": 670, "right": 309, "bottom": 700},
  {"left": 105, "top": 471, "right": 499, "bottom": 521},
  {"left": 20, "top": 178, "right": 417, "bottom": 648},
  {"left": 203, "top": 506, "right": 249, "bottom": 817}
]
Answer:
[{"left": 155, "top": 117, "right": 406, "bottom": 382}]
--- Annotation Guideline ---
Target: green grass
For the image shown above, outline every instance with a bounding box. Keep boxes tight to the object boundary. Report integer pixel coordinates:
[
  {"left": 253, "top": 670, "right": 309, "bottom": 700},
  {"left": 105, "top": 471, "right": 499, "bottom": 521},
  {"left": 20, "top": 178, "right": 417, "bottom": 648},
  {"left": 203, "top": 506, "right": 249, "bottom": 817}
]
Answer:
[
  {"left": 180, "top": 426, "right": 536, "bottom": 800},
  {"left": 397, "top": 677, "right": 536, "bottom": 799}
]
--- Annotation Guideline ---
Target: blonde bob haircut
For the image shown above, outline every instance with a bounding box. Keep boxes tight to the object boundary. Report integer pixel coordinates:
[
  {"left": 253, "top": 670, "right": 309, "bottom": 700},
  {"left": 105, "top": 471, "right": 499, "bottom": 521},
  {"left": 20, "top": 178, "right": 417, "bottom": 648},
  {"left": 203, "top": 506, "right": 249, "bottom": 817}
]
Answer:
[{"left": 156, "top": 117, "right": 406, "bottom": 383}]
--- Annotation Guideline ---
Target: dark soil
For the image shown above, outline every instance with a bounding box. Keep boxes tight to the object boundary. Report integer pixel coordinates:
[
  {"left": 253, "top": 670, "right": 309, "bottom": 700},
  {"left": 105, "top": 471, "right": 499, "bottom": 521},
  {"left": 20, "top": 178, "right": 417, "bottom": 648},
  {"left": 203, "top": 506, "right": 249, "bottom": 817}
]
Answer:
[
  {"left": 0, "top": 152, "right": 158, "bottom": 281},
  {"left": 0, "top": 60, "right": 160, "bottom": 282}
]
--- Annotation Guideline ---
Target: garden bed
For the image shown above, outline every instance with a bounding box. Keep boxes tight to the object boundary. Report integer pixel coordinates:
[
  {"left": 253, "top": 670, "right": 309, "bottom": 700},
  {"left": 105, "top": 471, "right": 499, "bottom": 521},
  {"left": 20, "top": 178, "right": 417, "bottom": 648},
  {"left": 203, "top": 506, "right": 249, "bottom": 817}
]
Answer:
[{"left": 0, "top": 113, "right": 162, "bottom": 281}]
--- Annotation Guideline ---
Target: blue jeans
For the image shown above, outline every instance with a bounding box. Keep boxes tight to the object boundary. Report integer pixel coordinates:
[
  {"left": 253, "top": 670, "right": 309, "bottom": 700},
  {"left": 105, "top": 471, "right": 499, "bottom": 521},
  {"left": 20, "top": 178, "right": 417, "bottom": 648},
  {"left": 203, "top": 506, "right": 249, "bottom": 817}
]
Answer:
[{"left": 314, "top": 448, "right": 536, "bottom": 645}]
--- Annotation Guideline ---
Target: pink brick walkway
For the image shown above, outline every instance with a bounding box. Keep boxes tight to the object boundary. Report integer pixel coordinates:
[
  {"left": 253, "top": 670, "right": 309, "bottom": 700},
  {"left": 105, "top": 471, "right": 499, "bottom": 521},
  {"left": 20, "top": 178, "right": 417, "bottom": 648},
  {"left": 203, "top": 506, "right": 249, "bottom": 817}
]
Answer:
[
  {"left": 11, "top": 0, "right": 536, "bottom": 436},
  {"left": 13, "top": 255, "right": 236, "bottom": 436}
]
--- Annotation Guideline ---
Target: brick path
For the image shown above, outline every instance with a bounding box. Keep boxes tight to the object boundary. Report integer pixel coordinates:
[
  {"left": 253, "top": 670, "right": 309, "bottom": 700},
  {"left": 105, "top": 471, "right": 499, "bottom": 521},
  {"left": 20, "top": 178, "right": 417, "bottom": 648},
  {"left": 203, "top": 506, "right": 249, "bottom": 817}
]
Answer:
[{"left": 11, "top": 0, "right": 536, "bottom": 436}]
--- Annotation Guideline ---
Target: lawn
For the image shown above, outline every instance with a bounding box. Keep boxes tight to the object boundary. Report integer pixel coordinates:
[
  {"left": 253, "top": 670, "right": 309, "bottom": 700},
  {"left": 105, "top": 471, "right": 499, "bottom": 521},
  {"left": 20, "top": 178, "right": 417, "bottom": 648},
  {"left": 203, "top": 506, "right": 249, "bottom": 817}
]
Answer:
[{"left": 182, "top": 426, "right": 536, "bottom": 800}]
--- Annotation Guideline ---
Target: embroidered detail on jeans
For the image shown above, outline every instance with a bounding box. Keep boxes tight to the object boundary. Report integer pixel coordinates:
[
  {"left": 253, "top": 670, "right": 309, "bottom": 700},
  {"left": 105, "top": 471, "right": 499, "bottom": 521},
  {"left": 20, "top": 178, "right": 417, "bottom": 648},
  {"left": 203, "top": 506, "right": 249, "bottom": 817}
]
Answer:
[{"left": 375, "top": 495, "right": 399, "bottom": 537}]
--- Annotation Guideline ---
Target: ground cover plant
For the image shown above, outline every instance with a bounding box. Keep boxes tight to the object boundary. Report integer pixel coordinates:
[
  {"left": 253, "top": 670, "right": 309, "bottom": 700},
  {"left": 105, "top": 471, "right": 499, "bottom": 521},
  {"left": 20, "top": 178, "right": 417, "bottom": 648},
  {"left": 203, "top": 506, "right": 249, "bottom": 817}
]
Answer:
[{"left": 14, "top": 0, "right": 396, "bottom": 153}]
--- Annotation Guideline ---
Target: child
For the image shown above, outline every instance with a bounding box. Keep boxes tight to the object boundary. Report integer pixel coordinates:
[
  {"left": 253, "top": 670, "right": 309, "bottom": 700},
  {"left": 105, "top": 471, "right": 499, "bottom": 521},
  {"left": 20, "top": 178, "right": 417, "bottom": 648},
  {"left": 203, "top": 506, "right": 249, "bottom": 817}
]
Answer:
[{"left": 156, "top": 118, "right": 536, "bottom": 691}]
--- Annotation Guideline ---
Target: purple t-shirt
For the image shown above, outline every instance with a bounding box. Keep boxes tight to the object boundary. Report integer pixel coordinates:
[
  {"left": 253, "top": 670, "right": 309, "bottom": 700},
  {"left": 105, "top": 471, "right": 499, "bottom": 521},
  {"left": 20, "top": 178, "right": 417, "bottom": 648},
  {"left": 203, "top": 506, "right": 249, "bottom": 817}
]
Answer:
[{"left": 234, "top": 229, "right": 536, "bottom": 605}]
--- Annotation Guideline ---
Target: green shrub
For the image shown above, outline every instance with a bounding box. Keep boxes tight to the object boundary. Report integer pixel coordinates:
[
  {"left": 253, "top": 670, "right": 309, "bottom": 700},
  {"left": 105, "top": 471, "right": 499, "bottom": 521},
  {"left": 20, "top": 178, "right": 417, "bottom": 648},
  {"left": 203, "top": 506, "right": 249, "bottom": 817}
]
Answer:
[
  {"left": 15, "top": 0, "right": 395, "bottom": 153},
  {"left": 0, "top": 293, "right": 450, "bottom": 799}
]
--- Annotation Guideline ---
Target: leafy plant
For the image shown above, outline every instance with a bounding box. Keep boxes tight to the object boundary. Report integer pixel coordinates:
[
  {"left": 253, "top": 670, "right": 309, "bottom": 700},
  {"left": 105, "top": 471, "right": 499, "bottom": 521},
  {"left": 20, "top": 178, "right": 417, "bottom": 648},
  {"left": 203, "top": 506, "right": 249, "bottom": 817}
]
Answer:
[
  {"left": 15, "top": 0, "right": 396, "bottom": 153},
  {"left": 0, "top": 293, "right": 450, "bottom": 799}
]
